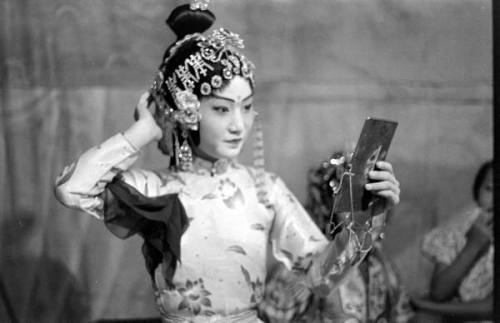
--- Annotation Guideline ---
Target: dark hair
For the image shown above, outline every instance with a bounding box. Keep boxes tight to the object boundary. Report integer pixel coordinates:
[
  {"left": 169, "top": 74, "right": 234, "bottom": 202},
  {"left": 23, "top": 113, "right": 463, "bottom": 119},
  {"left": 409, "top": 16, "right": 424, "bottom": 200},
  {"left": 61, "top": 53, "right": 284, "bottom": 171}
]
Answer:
[
  {"left": 166, "top": 4, "right": 215, "bottom": 42},
  {"left": 161, "top": 5, "right": 216, "bottom": 108},
  {"left": 472, "top": 160, "right": 492, "bottom": 203}
]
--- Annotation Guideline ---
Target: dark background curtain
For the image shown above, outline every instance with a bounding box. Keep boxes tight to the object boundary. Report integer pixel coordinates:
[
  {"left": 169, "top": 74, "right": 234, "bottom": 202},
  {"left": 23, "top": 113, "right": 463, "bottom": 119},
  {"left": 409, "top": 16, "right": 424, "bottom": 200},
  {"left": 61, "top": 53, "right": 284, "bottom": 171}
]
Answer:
[{"left": 0, "top": 0, "right": 492, "bottom": 322}]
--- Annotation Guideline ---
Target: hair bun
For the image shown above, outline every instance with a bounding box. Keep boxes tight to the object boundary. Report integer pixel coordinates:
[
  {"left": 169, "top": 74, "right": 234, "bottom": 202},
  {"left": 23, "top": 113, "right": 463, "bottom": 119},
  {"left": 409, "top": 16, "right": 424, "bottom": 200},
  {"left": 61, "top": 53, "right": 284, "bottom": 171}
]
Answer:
[{"left": 166, "top": 4, "right": 215, "bottom": 40}]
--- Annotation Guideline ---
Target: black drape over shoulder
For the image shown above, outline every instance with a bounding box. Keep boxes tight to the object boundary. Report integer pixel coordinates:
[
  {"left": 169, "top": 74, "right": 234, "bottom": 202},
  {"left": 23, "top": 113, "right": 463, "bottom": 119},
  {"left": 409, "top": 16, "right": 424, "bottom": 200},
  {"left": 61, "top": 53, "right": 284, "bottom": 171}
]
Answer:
[{"left": 102, "top": 175, "right": 189, "bottom": 286}]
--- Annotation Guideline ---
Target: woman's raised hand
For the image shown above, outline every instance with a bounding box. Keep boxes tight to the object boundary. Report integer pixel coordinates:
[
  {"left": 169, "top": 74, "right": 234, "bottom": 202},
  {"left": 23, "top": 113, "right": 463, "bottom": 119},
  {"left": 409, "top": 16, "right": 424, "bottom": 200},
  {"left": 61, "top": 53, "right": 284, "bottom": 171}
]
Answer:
[
  {"left": 123, "top": 92, "right": 163, "bottom": 149},
  {"left": 365, "top": 161, "right": 400, "bottom": 209},
  {"left": 134, "top": 91, "right": 163, "bottom": 141},
  {"left": 466, "top": 211, "right": 493, "bottom": 251}
]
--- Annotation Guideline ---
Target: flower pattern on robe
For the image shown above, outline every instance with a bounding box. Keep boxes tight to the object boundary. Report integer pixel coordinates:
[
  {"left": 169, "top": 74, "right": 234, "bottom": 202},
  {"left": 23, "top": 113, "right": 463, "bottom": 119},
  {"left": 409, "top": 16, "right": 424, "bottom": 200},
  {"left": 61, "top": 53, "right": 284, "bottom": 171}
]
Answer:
[
  {"left": 241, "top": 266, "right": 264, "bottom": 304},
  {"left": 177, "top": 278, "right": 214, "bottom": 316},
  {"left": 202, "top": 178, "right": 245, "bottom": 209}
]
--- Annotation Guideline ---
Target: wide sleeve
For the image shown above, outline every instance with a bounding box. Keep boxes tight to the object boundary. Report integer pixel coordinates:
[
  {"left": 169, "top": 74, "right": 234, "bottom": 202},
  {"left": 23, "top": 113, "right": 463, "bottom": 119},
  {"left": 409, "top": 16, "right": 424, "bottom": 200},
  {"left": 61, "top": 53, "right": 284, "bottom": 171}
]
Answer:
[
  {"left": 267, "top": 174, "right": 328, "bottom": 269},
  {"left": 102, "top": 177, "right": 189, "bottom": 284},
  {"left": 54, "top": 133, "right": 189, "bottom": 284},
  {"left": 421, "top": 226, "right": 461, "bottom": 266},
  {"left": 267, "top": 175, "right": 373, "bottom": 294},
  {"left": 54, "top": 133, "right": 140, "bottom": 219},
  {"left": 257, "top": 175, "right": 375, "bottom": 321}
]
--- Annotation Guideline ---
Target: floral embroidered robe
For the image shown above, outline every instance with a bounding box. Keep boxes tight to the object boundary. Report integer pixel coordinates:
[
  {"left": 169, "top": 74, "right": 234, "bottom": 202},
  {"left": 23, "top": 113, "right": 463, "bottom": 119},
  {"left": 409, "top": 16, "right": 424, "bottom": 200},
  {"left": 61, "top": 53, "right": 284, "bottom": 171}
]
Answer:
[{"left": 55, "top": 133, "right": 369, "bottom": 322}]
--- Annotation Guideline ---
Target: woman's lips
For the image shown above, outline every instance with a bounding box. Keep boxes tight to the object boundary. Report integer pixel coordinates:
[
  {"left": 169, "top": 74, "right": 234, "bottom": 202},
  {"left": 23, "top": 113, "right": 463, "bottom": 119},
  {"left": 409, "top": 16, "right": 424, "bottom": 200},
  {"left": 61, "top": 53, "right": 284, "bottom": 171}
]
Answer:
[{"left": 224, "top": 139, "right": 242, "bottom": 147}]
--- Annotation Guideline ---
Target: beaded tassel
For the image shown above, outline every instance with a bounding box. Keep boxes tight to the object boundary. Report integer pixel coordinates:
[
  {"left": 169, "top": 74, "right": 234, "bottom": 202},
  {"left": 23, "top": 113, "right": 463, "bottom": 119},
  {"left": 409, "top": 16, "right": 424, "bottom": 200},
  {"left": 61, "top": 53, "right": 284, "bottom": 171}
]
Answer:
[{"left": 178, "top": 136, "right": 193, "bottom": 172}]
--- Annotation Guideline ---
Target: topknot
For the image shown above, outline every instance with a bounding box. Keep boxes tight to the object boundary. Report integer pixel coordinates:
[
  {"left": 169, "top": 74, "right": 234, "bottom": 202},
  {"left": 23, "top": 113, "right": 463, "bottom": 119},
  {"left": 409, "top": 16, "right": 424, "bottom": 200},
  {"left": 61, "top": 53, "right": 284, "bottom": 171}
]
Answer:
[{"left": 166, "top": 4, "right": 215, "bottom": 40}]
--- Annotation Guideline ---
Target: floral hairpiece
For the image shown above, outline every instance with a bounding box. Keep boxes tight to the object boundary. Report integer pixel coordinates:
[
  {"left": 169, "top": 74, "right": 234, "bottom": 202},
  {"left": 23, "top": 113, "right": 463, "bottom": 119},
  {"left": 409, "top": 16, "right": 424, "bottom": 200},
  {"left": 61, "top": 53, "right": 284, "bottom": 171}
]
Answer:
[
  {"left": 150, "top": 72, "right": 201, "bottom": 131},
  {"left": 171, "top": 90, "right": 201, "bottom": 130},
  {"left": 149, "top": 72, "right": 200, "bottom": 171}
]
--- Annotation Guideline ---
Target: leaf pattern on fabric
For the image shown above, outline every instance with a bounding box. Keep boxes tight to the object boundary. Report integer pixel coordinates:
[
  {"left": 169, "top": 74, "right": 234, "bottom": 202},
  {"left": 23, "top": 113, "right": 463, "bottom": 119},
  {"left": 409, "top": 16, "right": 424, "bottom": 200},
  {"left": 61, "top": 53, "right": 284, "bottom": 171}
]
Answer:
[
  {"left": 202, "top": 193, "right": 217, "bottom": 200},
  {"left": 201, "top": 193, "right": 217, "bottom": 200},
  {"left": 241, "top": 266, "right": 251, "bottom": 285},
  {"left": 240, "top": 266, "right": 263, "bottom": 304},
  {"left": 280, "top": 249, "right": 294, "bottom": 264},
  {"left": 200, "top": 178, "right": 246, "bottom": 209},
  {"left": 203, "top": 309, "right": 216, "bottom": 316},
  {"left": 176, "top": 278, "right": 213, "bottom": 316},
  {"left": 308, "top": 235, "right": 322, "bottom": 242},
  {"left": 218, "top": 178, "right": 245, "bottom": 209},
  {"left": 223, "top": 188, "right": 245, "bottom": 209},
  {"left": 250, "top": 223, "right": 266, "bottom": 231},
  {"left": 226, "top": 245, "right": 247, "bottom": 255}
]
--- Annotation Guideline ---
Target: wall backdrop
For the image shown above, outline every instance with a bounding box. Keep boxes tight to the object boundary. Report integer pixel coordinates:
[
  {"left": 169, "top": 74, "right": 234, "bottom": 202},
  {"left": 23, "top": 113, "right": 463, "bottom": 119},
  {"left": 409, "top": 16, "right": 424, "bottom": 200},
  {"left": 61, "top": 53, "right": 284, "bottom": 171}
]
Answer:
[{"left": 0, "top": 0, "right": 492, "bottom": 321}]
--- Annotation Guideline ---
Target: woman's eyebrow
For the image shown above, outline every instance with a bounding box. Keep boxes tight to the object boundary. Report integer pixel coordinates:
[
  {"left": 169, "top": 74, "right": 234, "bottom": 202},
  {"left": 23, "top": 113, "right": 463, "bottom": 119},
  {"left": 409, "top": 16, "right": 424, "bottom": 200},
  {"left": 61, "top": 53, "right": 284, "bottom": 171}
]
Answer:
[{"left": 211, "top": 93, "right": 253, "bottom": 103}]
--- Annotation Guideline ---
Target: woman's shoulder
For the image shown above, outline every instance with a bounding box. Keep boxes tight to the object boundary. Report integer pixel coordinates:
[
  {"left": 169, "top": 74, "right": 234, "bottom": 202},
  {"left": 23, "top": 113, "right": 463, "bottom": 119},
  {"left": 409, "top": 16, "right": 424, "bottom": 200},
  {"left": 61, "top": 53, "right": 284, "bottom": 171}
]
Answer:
[
  {"left": 241, "top": 166, "right": 286, "bottom": 192},
  {"left": 119, "top": 167, "right": 186, "bottom": 197},
  {"left": 242, "top": 166, "right": 282, "bottom": 184},
  {"left": 421, "top": 205, "right": 480, "bottom": 264},
  {"left": 428, "top": 205, "right": 480, "bottom": 237}
]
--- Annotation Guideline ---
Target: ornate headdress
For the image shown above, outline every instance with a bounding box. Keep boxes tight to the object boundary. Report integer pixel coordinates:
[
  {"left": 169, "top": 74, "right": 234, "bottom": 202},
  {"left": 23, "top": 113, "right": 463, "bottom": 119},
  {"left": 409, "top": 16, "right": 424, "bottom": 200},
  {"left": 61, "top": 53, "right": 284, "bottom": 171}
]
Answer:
[
  {"left": 149, "top": 2, "right": 257, "bottom": 172},
  {"left": 161, "top": 28, "right": 255, "bottom": 99}
]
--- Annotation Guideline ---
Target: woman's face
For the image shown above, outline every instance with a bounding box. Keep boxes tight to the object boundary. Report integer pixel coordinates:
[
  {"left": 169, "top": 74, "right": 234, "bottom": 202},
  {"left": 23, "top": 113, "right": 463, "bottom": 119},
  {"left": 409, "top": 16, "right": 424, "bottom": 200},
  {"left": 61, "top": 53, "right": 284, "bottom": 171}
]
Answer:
[
  {"left": 477, "top": 167, "right": 493, "bottom": 213},
  {"left": 198, "top": 76, "right": 255, "bottom": 160}
]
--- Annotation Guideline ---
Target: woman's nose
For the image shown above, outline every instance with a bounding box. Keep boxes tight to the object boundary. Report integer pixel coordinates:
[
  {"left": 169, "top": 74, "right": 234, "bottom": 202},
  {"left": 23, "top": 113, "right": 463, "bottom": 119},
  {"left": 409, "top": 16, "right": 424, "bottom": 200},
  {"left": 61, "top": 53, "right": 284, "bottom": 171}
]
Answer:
[{"left": 228, "top": 110, "right": 244, "bottom": 134}]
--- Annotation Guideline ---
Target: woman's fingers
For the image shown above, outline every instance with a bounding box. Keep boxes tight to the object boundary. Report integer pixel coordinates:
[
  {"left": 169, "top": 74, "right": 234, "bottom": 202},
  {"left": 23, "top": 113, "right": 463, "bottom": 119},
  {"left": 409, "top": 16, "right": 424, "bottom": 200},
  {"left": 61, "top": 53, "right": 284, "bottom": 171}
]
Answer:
[
  {"left": 365, "top": 180, "right": 400, "bottom": 206},
  {"left": 371, "top": 189, "right": 400, "bottom": 206},
  {"left": 138, "top": 91, "right": 150, "bottom": 108},
  {"left": 365, "top": 161, "right": 400, "bottom": 207},
  {"left": 475, "top": 213, "right": 494, "bottom": 238},
  {"left": 366, "top": 180, "right": 399, "bottom": 192},
  {"left": 367, "top": 170, "right": 398, "bottom": 185},
  {"left": 131, "top": 91, "right": 163, "bottom": 142},
  {"left": 134, "top": 91, "right": 152, "bottom": 120},
  {"left": 374, "top": 161, "right": 393, "bottom": 173}
]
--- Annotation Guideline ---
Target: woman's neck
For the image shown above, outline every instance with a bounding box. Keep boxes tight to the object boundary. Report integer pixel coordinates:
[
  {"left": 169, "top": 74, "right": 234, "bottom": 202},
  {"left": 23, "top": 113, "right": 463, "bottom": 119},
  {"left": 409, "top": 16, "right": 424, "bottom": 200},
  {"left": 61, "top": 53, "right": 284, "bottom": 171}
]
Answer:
[
  {"left": 191, "top": 146, "right": 235, "bottom": 175},
  {"left": 192, "top": 145, "right": 219, "bottom": 163}
]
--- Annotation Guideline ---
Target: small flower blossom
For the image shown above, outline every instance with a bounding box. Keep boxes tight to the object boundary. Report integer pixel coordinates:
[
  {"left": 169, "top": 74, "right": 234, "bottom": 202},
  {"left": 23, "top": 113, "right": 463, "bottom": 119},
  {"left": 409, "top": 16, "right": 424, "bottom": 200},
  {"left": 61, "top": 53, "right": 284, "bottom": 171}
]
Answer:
[
  {"left": 177, "top": 278, "right": 213, "bottom": 316},
  {"left": 173, "top": 90, "right": 201, "bottom": 130}
]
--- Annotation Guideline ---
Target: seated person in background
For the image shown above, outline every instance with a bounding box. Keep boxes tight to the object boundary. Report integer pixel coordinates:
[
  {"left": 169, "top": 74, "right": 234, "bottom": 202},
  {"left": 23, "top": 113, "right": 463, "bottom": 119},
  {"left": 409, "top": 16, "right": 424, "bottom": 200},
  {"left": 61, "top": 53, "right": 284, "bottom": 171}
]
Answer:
[
  {"left": 305, "top": 151, "right": 414, "bottom": 323},
  {"left": 414, "top": 160, "right": 493, "bottom": 322}
]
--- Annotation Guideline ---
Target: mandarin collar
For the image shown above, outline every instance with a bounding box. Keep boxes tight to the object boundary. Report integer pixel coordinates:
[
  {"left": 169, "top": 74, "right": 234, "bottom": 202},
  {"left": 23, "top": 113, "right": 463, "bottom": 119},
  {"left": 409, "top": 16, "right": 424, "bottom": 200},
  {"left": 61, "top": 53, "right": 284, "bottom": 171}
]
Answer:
[{"left": 192, "top": 157, "right": 235, "bottom": 176}]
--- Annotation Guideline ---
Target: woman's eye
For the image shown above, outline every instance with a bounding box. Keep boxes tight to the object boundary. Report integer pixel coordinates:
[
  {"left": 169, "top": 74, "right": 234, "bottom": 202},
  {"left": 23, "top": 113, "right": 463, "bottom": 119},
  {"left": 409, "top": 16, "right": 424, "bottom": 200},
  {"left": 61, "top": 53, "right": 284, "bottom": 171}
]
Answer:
[
  {"left": 213, "top": 106, "right": 229, "bottom": 113},
  {"left": 243, "top": 104, "right": 253, "bottom": 112}
]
